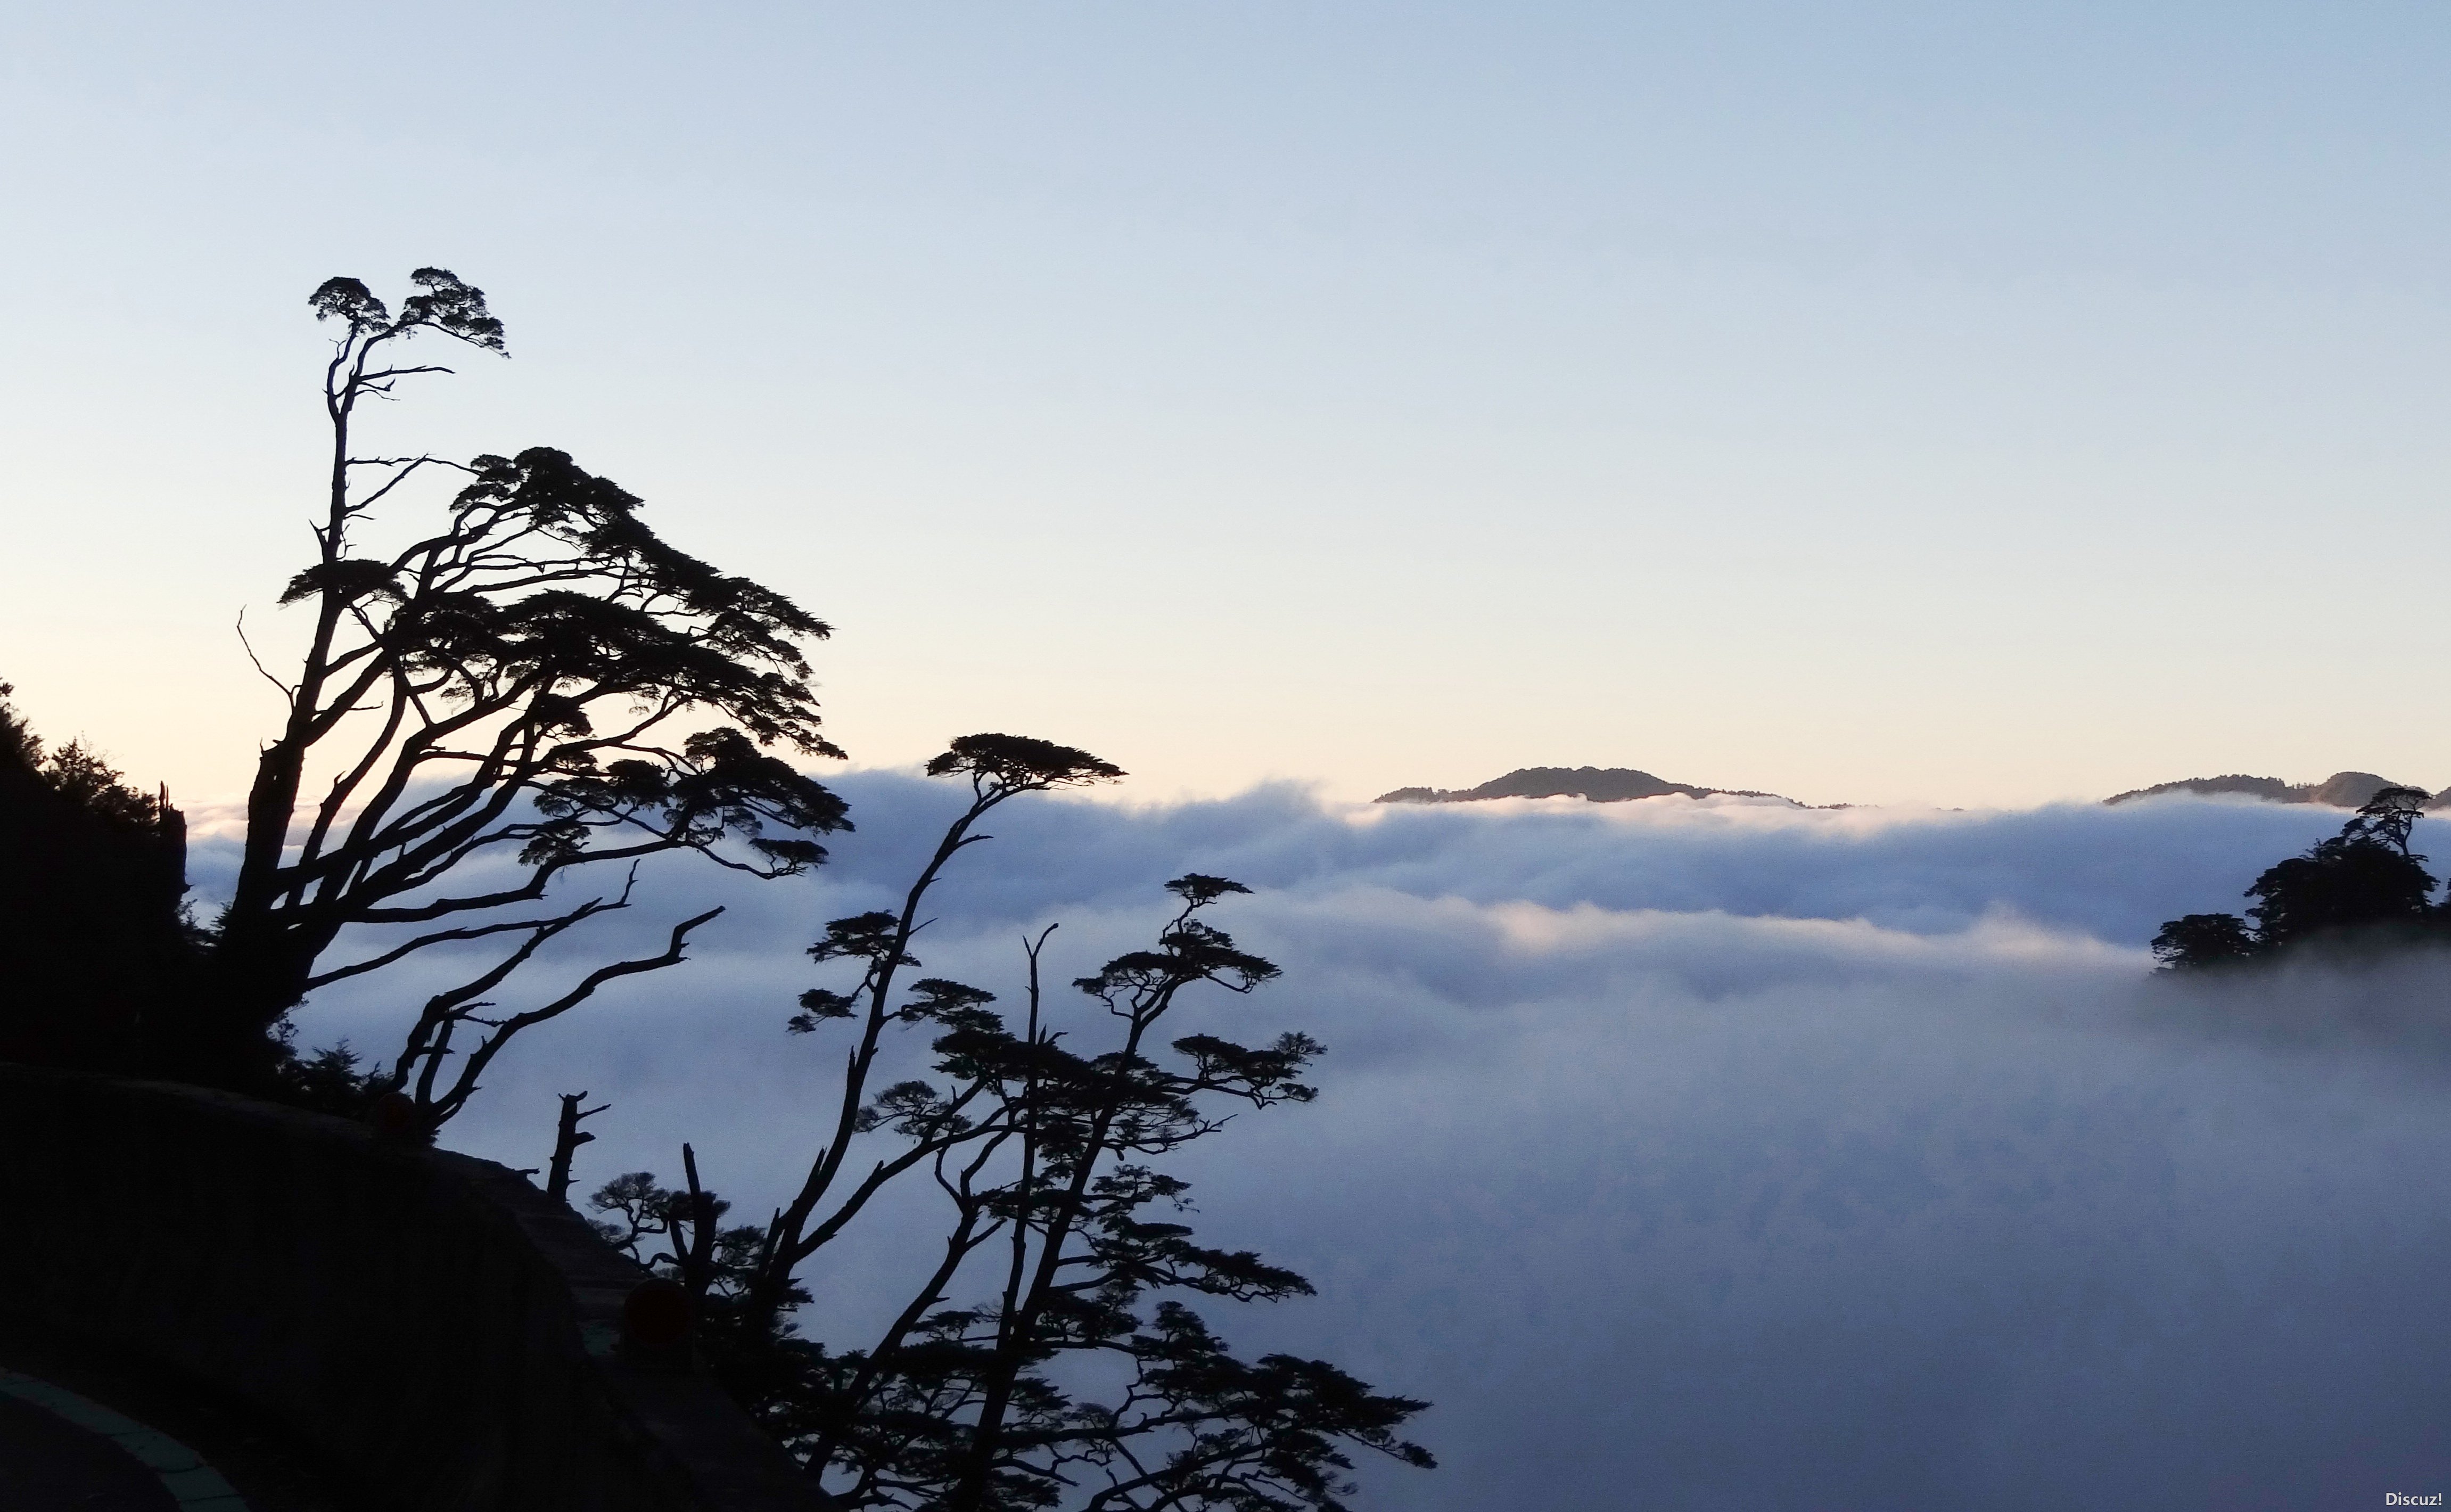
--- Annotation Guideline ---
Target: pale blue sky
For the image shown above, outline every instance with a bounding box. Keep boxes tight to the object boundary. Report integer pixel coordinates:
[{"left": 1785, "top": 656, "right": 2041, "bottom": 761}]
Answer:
[{"left": 6, "top": 2, "right": 2449, "bottom": 808}]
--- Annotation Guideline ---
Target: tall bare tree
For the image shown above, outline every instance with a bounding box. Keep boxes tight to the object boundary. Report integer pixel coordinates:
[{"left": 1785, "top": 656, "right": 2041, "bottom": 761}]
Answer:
[{"left": 193, "top": 270, "right": 848, "bottom": 1119}]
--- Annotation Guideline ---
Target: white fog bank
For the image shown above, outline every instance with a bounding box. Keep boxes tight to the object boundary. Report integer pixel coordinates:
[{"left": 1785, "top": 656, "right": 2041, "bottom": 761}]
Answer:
[{"left": 198, "top": 780, "right": 2451, "bottom": 1508}]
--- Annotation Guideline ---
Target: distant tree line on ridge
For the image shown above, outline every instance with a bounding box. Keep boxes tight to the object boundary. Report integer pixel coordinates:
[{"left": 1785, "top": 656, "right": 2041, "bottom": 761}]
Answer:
[{"left": 0, "top": 682, "right": 199, "bottom": 1071}]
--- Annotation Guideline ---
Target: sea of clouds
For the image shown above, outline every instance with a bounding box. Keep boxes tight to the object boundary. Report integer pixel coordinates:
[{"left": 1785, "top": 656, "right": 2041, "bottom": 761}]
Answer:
[{"left": 193, "top": 780, "right": 2451, "bottom": 1509}]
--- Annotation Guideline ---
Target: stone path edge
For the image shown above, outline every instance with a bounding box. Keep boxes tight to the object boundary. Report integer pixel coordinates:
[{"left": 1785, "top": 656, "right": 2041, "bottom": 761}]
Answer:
[{"left": 0, "top": 1364, "right": 252, "bottom": 1510}]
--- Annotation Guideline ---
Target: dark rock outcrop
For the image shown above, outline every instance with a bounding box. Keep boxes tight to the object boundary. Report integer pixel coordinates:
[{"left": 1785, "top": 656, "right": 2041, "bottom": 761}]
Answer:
[{"left": 0, "top": 1063, "right": 824, "bottom": 1511}]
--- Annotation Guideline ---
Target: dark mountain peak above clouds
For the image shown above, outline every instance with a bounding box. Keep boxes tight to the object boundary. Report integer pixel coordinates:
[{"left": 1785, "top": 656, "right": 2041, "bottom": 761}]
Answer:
[
  {"left": 1383, "top": 765, "right": 2451, "bottom": 813},
  {"left": 2103, "top": 771, "right": 2450, "bottom": 810},
  {"left": 1375, "top": 766, "right": 1807, "bottom": 807}
]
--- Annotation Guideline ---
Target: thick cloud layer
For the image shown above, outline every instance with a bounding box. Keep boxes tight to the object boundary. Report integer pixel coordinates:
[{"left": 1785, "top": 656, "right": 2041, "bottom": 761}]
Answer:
[{"left": 205, "top": 779, "right": 2451, "bottom": 1508}]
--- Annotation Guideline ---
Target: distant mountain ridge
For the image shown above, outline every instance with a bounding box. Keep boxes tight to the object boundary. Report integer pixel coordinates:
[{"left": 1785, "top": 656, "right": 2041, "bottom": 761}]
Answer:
[
  {"left": 2103, "top": 771, "right": 2451, "bottom": 810},
  {"left": 1375, "top": 765, "right": 2451, "bottom": 811},
  {"left": 1375, "top": 766, "right": 1806, "bottom": 807}
]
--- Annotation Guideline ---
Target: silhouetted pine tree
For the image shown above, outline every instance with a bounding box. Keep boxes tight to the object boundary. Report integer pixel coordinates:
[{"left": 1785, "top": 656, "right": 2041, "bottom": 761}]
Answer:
[
  {"left": 587, "top": 736, "right": 1435, "bottom": 1511},
  {"left": 176, "top": 271, "right": 847, "bottom": 1122}
]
